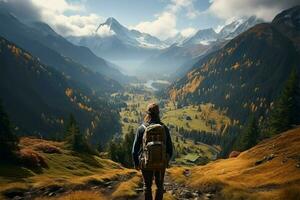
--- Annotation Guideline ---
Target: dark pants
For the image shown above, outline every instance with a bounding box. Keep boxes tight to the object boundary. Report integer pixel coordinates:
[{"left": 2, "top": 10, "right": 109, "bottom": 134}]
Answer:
[{"left": 142, "top": 169, "right": 165, "bottom": 200}]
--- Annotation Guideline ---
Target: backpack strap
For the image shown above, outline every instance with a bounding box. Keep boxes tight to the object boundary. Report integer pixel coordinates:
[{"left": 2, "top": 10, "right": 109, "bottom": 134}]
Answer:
[{"left": 141, "top": 124, "right": 147, "bottom": 130}]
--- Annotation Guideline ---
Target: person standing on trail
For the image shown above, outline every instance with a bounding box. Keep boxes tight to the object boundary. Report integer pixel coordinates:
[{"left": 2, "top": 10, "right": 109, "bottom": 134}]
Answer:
[{"left": 132, "top": 103, "right": 173, "bottom": 200}]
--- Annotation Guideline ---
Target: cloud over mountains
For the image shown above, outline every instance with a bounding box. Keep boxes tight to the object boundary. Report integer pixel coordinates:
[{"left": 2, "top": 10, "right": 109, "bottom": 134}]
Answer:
[
  {"left": 209, "top": 0, "right": 300, "bottom": 21},
  {"left": 1, "top": 0, "right": 299, "bottom": 40},
  {"left": 0, "top": 0, "right": 101, "bottom": 36}
]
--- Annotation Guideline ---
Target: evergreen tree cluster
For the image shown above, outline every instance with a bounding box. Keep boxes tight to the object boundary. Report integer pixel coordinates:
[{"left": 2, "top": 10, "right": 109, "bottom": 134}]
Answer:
[
  {"left": 233, "top": 116, "right": 260, "bottom": 152},
  {"left": 268, "top": 68, "right": 300, "bottom": 135},
  {"left": 181, "top": 130, "right": 222, "bottom": 146},
  {"left": 107, "top": 129, "right": 135, "bottom": 168},
  {"left": 64, "top": 114, "right": 93, "bottom": 154},
  {"left": 0, "top": 101, "right": 19, "bottom": 160}
]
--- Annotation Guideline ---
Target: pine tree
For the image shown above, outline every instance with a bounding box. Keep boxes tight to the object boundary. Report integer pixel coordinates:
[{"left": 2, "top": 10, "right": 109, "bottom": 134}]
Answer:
[
  {"left": 236, "top": 116, "right": 260, "bottom": 151},
  {"left": 0, "top": 101, "right": 19, "bottom": 160},
  {"left": 123, "top": 129, "right": 135, "bottom": 167},
  {"left": 268, "top": 68, "right": 300, "bottom": 135},
  {"left": 65, "top": 114, "right": 91, "bottom": 153}
]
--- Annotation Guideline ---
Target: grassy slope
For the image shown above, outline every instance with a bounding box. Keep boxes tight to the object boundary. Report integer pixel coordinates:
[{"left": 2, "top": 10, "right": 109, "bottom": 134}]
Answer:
[
  {"left": 168, "top": 128, "right": 300, "bottom": 200},
  {"left": 0, "top": 138, "right": 137, "bottom": 199},
  {"left": 163, "top": 102, "right": 231, "bottom": 133}
]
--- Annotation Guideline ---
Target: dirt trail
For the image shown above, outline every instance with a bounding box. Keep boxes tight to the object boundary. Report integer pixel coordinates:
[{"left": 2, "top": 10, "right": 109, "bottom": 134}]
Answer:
[{"left": 132, "top": 171, "right": 215, "bottom": 200}]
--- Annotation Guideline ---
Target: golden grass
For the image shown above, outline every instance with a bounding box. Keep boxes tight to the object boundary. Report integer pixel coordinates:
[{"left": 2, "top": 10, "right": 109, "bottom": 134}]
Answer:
[
  {"left": 57, "top": 191, "right": 106, "bottom": 200},
  {"left": 168, "top": 128, "right": 300, "bottom": 199},
  {"left": 0, "top": 137, "right": 134, "bottom": 198},
  {"left": 163, "top": 192, "right": 176, "bottom": 200},
  {"left": 36, "top": 191, "right": 107, "bottom": 200},
  {"left": 111, "top": 174, "right": 142, "bottom": 199}
]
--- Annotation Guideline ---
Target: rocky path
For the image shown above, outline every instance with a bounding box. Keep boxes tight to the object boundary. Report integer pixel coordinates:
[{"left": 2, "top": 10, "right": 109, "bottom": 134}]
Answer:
[{"left": 133, "top": 171, "right": 215, "bottom": 200}]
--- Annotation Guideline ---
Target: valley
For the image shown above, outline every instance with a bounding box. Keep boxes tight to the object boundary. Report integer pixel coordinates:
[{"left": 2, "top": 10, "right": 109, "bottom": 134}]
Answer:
[
  {"left": 0, "top": 2, "right": 300, "bottom": 200},
  {"left": 116, "top": 83, "right": 229, "bottom": 166}
]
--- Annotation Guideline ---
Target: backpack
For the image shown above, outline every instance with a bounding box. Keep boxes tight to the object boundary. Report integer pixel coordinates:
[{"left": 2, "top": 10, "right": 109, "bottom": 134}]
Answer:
[{"left": 140, "top": 123, "right": 167, "bottom": 170}]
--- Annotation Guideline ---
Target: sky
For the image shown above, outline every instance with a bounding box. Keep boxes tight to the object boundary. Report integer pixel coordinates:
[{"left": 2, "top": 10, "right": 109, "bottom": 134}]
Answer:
[{"left": 1, "top": 0, "right": 299, "bottom": 40}]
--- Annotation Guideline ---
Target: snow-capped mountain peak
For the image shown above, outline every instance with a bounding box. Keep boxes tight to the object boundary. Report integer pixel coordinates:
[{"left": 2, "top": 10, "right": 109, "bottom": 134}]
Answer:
[
  {"left": 181, "top": 28, "right": 218, "bottom": 46},
  {"left": 222, "top": 16, "right": 264, "bottom": 39},
  {"left": 218, "top": 19, "right": 245, "bottom": 38},
  {"left": 93, "top": 17, "right": 166, "bottom": 49}
]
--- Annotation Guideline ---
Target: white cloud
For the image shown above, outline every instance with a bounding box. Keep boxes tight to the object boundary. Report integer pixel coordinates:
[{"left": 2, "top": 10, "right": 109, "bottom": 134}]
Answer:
[
  {"left": 1, "top": 0, "right": 103, "bottom": 36},
  {"left": 41, "top": 12, "right": 103, "bottom": 36},
  {"left": 209, "top": 0, "right": 300, "bottom": 21},
  {"left": 96, "top": 24, "right": 115, "bottom": 37},
  {"left": 31, "top": 0, "right": 82, "bottom": 14},
  {"left": 169, "top": 0, "right": 200, "bottom": 19},
  {"left": 180, "top": 27, "right": 196, "bottom": 37},
  {"left": 133, "top": 12, "right": 177, "bottom": 40},
  {"left": 31, "top": 0, "right": 103, "bottom": 36},
  {"left": 133, "top": 0, "right": 199, "bottom": 40}
]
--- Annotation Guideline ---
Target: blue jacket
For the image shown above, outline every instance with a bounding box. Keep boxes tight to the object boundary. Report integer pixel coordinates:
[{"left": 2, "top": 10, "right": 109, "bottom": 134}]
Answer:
[{"left": 132, "top": 121, "right": 173, "bottom": 167}]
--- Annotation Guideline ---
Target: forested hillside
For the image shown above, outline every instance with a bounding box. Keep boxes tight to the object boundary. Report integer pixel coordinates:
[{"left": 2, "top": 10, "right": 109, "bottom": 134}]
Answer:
[
  {"left": 0, "top": 37, "right": 121, "bottom": 144},
  {"left": 168, "top": 7, "right": 300, "bottom": 123}
]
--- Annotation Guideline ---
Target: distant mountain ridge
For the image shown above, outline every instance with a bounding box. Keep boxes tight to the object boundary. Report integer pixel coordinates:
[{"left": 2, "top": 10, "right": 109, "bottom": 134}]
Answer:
[
  {"left": 139, "top": 16, "right": 263, "bottom": 79},
  {"left": 68, "top": 17, "right": 166, "bottom": 62},
  {"left": 28, "top": 21, "right": 132, "bottom": 83},
  {"left": 181, "top": 28, "right": 218, "bottom": 46}
]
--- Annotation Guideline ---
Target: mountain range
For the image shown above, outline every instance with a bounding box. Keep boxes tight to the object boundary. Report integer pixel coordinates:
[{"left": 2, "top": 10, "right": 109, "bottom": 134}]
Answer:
[
  {"left": 139, "top": 16, "right": 264, "bottom": 79},
  {"left": 0, "top": 9, "right": 131, "bottom": 85},
  {"left": 167, "top": 6, "right": 300, "bottom": 122}
]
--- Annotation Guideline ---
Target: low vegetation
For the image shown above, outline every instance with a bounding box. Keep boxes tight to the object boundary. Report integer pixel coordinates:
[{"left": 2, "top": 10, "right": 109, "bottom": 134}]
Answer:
[{"left": 111, "top": 175, "right": 142, "bottom": 199}]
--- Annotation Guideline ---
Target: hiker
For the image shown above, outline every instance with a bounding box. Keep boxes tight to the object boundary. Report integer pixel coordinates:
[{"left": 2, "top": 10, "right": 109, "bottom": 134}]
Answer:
[{"left": 132, "top": 103, "right": 173, "bottom": 200}]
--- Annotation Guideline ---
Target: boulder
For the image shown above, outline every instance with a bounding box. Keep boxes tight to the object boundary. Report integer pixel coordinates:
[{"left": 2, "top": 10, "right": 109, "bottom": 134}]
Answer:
[{"left": 229, "top": 151, "right": 241, "bottom": 158}]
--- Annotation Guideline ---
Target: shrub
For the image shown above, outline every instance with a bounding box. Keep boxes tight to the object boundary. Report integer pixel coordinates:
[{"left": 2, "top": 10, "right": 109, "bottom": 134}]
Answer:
[
  {"left": 229, "top": 151, "right": 241, "bottom": 158},
  {"left": 33, "top": 143, "right": 61, "bottom": 154},
  {"left": 280, "top": 186, "right": 300, "bottom": 200},
  {"left": 18, "top": 149, "right": 48, "bottom": 168}
]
